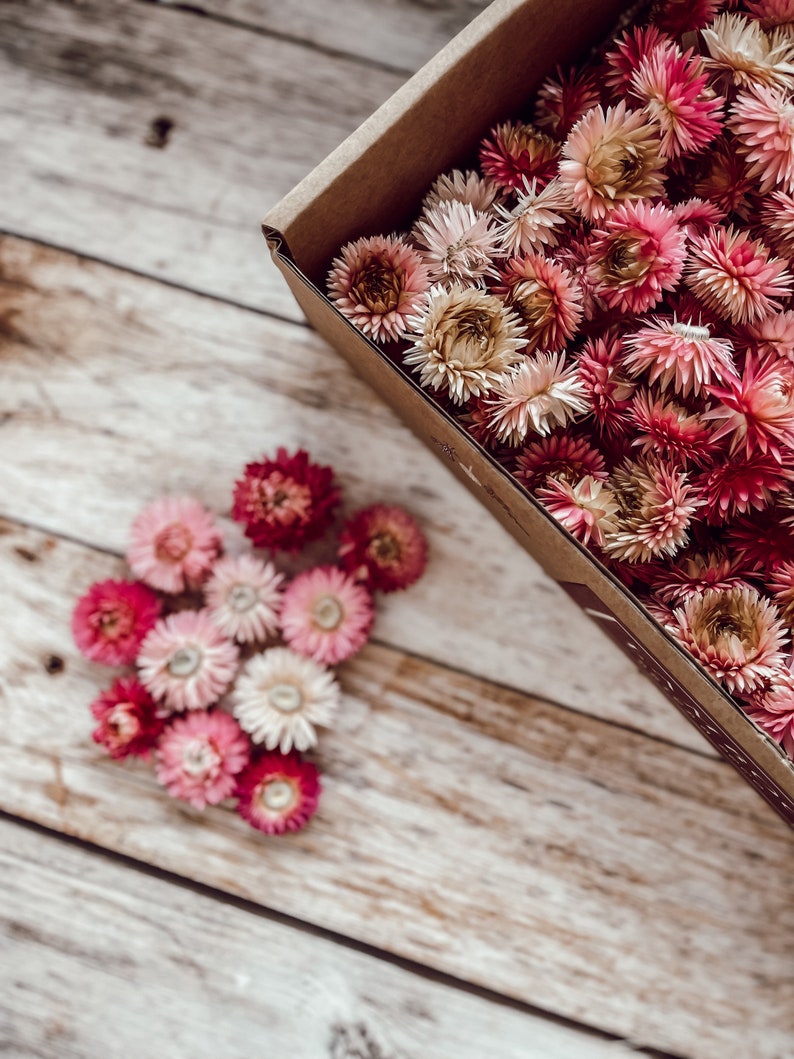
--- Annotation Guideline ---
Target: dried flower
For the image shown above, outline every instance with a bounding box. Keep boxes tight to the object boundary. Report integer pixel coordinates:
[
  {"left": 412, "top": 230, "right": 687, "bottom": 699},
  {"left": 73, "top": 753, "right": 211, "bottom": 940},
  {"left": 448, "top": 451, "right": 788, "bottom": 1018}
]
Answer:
[
  {"left": 495, "top": 252, "right": 583, "bottom": 352},
  {"left": 646, "top": 549, "right": 751, "bottom": 606},
  {"left": 702, "top": 12, "right": 794, "bottom": 89},
  {"left": 421, "top": 169, "right": 500, "bottom": 215},
  {"left": 650, "top": 0, "right": 724, "bottom": 36},
  {"left": 90, "top": 676, "right": 166, "bottom": 760},
  {"left": 413, "top": 200, "right": 501, "bottom": 287},
  {"left": 72, "top": 578, "right": 161, "bottom": 667},
  {"left": 746, "top": 0, "right": 794, "bottom": 28},
  {"left": 155, "top": 709, "right": 250, "bottom": 809},
  {"left": 630, "top": 389, "right": 715, "bottom": 465},
  {"left": 537, "top": 475, "right": 619, "bottom": 547},
  {"left": 603, "top": 459, "right": 700, "bottom": 563},
  {"left": 575, "top": 332, "right": 636, "bottom": 440},
  {"left": 703, "top": 354, "right": 794, "bottom": 460},
  {"left": 622, "top": 317, "right": 736, "bottom": 396},
  {"left": 535, "top": 64, "right": 603, "bottom": 137},
  {"left": 479, "top": 122, "right": 559, "bottom": 192},
  {"left": 403, "top": 285, "right": 526, "bottom": 404},
  {"left": 696, "top": 452, "right": 794, "bottom": 521},
  {"left": 760, "top": 188, "right": 794, "bottom": 256},
  {"left": 693, "top": 137, "right": 754, "bottom": 218},
  {"left": 235, "top": 751, "right": 321, "bottom": 835},
  {"left": 232, "top": 448, "right": 340, "bottom": 552},
  {"left": 745, "top": 672, "right": 794, "bottom": 758},
  {"left": 604, "top": 24, "right": 673, "bottom": 92},
  {"left": 493, "top": 178, "right": 572, "bottom": 256},
  {"left": 729, "top": 82, "right": 794, "bottom": 195},
  {"left": 727, "top": 507, "right": 794, "bottom": 571},
  {"left": 138, "top": 610, "right": 239, "bottom": 712},
  {"left": 204, "top": 554, "right": 284, "bottom": 644},
  {"left": 338, "top": 504, "right": 428, "bottom": 592},
  {"left": 769, "top": 560, "right": 794, "bottom": 624},
  {"left": 232, "top": 647, "right": 340, "bottom": 753},
  {"left": 127, "top": 496, "right": 223, "bottom": 595},
  {"left": 280, "top": 565, "right": 374, "bottom": 666},
  {"left": 671, "top": 197, "right": 727, "bottom": 233},
  {"left": 327, "top": 234, "right": 431, "bottom": 343},
  {"left": 515, "top": 432, "right": 607, "bottom": 491},
  {"left": 485, "top": 353, "right": 589, "bottom": 445}
]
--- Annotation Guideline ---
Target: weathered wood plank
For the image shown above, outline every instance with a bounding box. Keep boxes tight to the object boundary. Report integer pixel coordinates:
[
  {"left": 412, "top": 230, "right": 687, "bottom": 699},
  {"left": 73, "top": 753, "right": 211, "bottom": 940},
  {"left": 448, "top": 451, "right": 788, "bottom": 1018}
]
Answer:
[
  {"left": 0, "top": 233, "right": 694, "bottom": 750},
  {"left": 1, "top": 520, "right": 792, "bottom": 1059},
  {"left": 0, "top": 0, "right": 408, "bottom": 315},
  {"left": 2, "top": 819, "right": 642, "bottom": 1059}
]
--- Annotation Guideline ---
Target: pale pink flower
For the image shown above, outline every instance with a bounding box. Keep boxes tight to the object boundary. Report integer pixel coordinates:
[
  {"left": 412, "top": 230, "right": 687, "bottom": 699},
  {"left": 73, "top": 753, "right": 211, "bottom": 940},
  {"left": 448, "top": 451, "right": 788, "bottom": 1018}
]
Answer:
[
  {"left": 746, "top": 0, "right": 794, "bottom": 28},
  {"left": 514, "top": 432, "right": 608, "bottom": 491},
  {"left": 730, "top": 82, "right": 794, "bottom": 195},
  {"left": 412, "top": 200, "right": 501, "bottom": 287},
  {"left": 537, "top": 475, "right": 619, "bottom": 547},
  {"left": 769, "top": 560, "right": 794, "bottom": 624},
  {"left": 204, "top": 554, "right": 284, "bottom": 644},
  {"left": 603, "top": 459, "right": 700, "bottom": 564},
  {"left": 630, "top": 389, "right": 715, "bottom": 465},
  {"left": 622, "top": 317, "right": 736, "bottom": 396},
  {"left": 670, "top": 586, "right": 788, "bottom": 696},
  {"left": 702, "top": 353, "right": 794, "bottom": 460},
  {"left": 138, "top": 610, "right": 239, "bottom": 712},
  {"left": 745, "top": 670, "right": 794, "bottom": 759},
  {"left": 534, "top": 64, "right": 602, "bottom": 137},
  {"left": 128, "top": 496, "right": 223, "bottom": 594},
  {"left": 494, "top": 252, "right": 583, "bottom": 352},
  {"left": 684, "top": 225, "right": 792, "bottom": 324},
  {"left": 280, "top": 565, "right": 374, "bottom": 666},
  {"left": 485, "top": 353, "right": 589, "bottom": 445},
  {"left": 558, "top": 102, "right": 666, "bottom": 222},
  {"left": 493, "top": 178, "right": 572, "bottom": 256},
  {"left": 702, "top": 12, "right": 794, "bottom": 89},
  {"left": 327, "top": 234, "right": 430, "bottom": 343},
  {"left": 760, "top": 188, "right": 794, "bottom": 256},
  {"left": 421, "top": 169, "right": 500, "bottom": 215},
  {"left": 743, "top": 309, "right": 794, "bottom": 360},
  {"left": 604, "top": 25, "right": 673, "bottom": 93},
  {"left": 479, "top": 122, "right": 559, "bottom": 192},
  {"left": 155, "top": 710, "right": 250, "bottom": 809}
]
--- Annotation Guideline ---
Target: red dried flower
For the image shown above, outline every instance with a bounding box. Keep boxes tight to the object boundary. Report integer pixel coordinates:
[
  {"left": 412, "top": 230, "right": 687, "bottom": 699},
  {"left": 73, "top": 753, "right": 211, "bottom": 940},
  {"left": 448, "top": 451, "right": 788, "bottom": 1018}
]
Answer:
[
  {"left": 695, "top": 452, "right": 794, "bottom": 521},
  {"left": 72, "top": 578, "right": 161, "bottom": 667},
  {"left": 604, "top": 25, "right": 673, "bottom": 92},
  {"left": 235, "top": 751, "right": 321, "bottom": 835},
  {"left": 479, "top": 122, "right": 559, "bottom": 192},
  {"left": 693, "top": 138, "right": 754, "bottom": 219},
  {"left": 644, "top": 549, "right": 752, "bottom": 605},
  {"left": 90, "top": 676, "right": 166, "bottom": 760},
  {"left": 535, "top": 64, "right": 603, "bottom": 137},
  {"left": 630, "top": 389, "right": 715, "bottom": 465},
  {"left": 338, "top": 504, "right": 428, "bottom": 592},
  {"left": 651, "top": 0, "right": 725, "bottom": 36},
  {"left": 575, "top": 332, "right": 636, "bottom": 441},
  {"left": 515, "top": 432, "right": 608, "bottom": 491},
  {"left": 726, "top": 507, "right": 794, "bottom": 571}
]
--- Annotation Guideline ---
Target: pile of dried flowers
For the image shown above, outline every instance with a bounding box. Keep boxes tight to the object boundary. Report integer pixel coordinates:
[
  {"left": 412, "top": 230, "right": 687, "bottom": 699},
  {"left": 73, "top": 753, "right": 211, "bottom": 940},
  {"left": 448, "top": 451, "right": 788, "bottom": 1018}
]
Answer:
[
  {"left": 327, "top": 1, "right": 794, "bottom": 761},
  {"left": 71, "top": 450, "right": 427, "bottom": 834}
]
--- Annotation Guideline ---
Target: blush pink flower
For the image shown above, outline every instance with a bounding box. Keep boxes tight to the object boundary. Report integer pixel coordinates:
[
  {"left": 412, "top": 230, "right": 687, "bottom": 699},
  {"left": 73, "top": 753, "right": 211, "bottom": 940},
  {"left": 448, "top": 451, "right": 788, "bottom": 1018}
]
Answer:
[
  {"left": 479, "top": 122, "right": 559, "bottom": 192},
  {"left": 703, "top": 354, "right": 794, "bottom": 460},
  {"left": 155, "top": 709, "right": 250, "bottom": 809},
  {"left": 586, "top": 201, "right": 687, "bottom": 315},
  {"left": 280, "top": 566, "right": 374, "bottom": 666},
  {"left": 622, "top": 317, "right": 737, "bottom": 397},
  {"left": 769, "top": 561, "right": 794, "bottom": 625},
  {"left": 128, "top": 496, "right": 223, "bottom": 595},
  {"left": 575, "top": 333, "right": 636, "bottom": 441},
  {"left": 493, "top": 178, "right": 572, "bottom": 256},
  {"left": 603, "top": 459, "right": 701, "bottom": 564},
  {"left": 494, "top": 252, "right": 583, "bottom": 352},
  {"left": 90, "top": 676, "right": 166, "bottom": 760},
  {"left": 412, "top": 200, "right": 501, "bottom": 287},
  {"left": 534, "top": 64, "right": 603, "bottom": 137},
  {"left": 760, "top": 189, "right": 794, "bottom": 257},
  {"left": 671, "top": 198, "right": 727, "bottom": 234},
  {"left": 485, "top": 353, "right": 589, "bottom": 445},
  {"left": 338, "top": 504, "right": 428, "bottom": 592},
  {"left": 746, "top": 0, "right": 794, "bottom": 27},
  {"left": 743, "top": 308, "right": 794, "bottom": 361},
  {"left": 327, "top": 234, "right": 430, "bottom": 343},
  {"left": 515, "top": 432, "right": 608, "bottom": 491},
  {"left": 72, "top": 578, "right": 161, "bottom": 666},
  {"left": 235, "top": 751, "right": 321, "bottom": 835},
  {"left": 537, "top": 475, "right": 619, "bottom": 547},
  {"left": 745, "top": 672, "right": 794, "bottom": 759},
  {"left": 729, "top": 82, "right": 794, "bottom": 194},
  {"left": 421, "top": 169, "right": 500, "bottom": 215},
  {"left": 684, "top": 226, "right": 792, "bottom": 325},
  {"left": 696, "top": 453, "right": 794, "bottom": 521},
  {"left": 204, "top": 554, "right": 284, "bottom": 644},
  {"left": 232, "top": 448, "right": 340, "bottom": 552},
  {"left": 630, "top": 389, "right": 714, "bottom": 466},
  {"left": 138, "top": 610, "right": 239, "bottom": 712}
]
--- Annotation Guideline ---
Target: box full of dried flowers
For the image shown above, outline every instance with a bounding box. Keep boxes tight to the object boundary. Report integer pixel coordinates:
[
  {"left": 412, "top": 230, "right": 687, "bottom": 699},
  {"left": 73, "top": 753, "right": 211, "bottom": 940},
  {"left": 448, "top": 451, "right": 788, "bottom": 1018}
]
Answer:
[{"left": 263, "top": 0, "right": 794, "bottom": 826}]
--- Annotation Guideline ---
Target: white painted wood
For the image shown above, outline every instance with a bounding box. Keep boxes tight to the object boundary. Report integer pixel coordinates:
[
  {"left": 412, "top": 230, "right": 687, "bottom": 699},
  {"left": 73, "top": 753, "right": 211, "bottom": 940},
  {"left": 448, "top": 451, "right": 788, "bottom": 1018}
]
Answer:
[
  {"left": 1, "top": 520, "right": 792, "bottom": 1059},
  {"left": 0, "top": 233, "right": 694, "bottom": 750},
  {"left": 2, "top": 819, "right": 641, "bottom": 1059}
]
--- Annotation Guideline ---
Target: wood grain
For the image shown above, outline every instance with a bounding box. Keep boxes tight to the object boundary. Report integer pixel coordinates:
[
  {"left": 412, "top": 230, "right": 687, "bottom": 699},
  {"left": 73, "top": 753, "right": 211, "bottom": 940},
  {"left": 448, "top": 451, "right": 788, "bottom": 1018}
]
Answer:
[
  {"left": 0, "top": 232, "right": 699, "bottom": 751},
  {"left": 2, "top": 819, "right": 646, "bottom": 1059},
  {"left": 1, "top": 518, "right": 792, "bottom": 1059}
]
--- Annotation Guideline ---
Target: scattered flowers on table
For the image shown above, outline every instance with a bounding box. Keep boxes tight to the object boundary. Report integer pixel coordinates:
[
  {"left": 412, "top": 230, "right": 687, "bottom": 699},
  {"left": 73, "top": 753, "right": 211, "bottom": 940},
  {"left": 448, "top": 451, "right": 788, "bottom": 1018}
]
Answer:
[
  {"left": 72, "top": 450, "right": 428, "bottom": 833},
  {"left": 326, "top": 1, "right": 794, "bottom": 764}
]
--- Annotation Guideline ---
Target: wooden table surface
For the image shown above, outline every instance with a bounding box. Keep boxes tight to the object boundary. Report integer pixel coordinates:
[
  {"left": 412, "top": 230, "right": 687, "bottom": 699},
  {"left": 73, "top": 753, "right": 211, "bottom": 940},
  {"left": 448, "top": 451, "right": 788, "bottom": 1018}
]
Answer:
[{"left": 1, "top": 3, "right": 793, "bottom": 1057}]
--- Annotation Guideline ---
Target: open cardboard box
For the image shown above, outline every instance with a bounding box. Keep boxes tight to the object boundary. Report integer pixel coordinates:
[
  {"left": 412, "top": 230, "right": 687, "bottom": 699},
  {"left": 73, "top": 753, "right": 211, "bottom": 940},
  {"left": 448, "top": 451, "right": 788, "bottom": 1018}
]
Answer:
[{"left": 263, "top": 0, "right": 794, "bottom": 827}]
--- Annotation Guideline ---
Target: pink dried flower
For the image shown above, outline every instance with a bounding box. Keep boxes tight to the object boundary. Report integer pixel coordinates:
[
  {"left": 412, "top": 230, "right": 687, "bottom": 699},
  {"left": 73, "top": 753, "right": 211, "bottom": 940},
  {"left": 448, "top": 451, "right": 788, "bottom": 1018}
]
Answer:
[
  {"left": 693, "top": 137, "right": 754, "bottom": 218},
  {"left": 558, "top": 102, "right": 666, "bottom": 222},
  {"left": 128, "top": 496, "right": 223, "bottom": 595},
  {"left": 421, "top": 169, "right": 500, "bottom": 215},
  {"left": 703, "top": 354, "right": 794, "bottom": 460},
  {"left": 537, "top": 475, "right": 619, "bottom": 547},
  {"left": 622, "top": 317, "right": 736, "bottom": 397},
  {"left": 412, "top": 200, "right": 501, "bottom": 287},
  {"left": 645, "top": 549, "right": 752, "bottom": 605},
  {"left": 696, "top": 452, "right": 794, "bottom": 521},
  {"left": 534, "top": 64, "right": 603, "bottom": 137},
  {"left": 280, "top": 565, "right": 374, "bottom": 666},
  {"left": 338, "top": 504, "right": 428, "bottom": 592},
  {"left": 493, "top": 178, "right": 572, "bottom": 256},
  {"left": 604, "top": 25, "right": 673, "bottom": 92},
  {"left": 90, "top": 676, "right": 166, "bottom": 760},
  {"left": 769, "top": 560, "right": 794, "bottom": 624},
  {"left": 155, "top": 709, "right": 249, "bottom": 809},
  {"left": 232, "top": 448, "right": 340, "bottom": 552},
  {"left": 630, "top": 389, "right": 715, "bottom": 465},
  {"left": 576, "top": 333, "right": 636, "bottom": 441},
  {"left": 552, "top": 229, "right": 602, "bottom": 320},
  {"left": 515, "top": 432, "right": 608, "bottom": 491},
  {"left": 746, "top": 0, "right": 794, "bottom": 28},
  {"left": 760, "top": 188, "right": 794, "bottom": 257},
  {"left": 138, "top": 610, "right": 239, "bottom": 712},
  {"left": 486, "top": 353, "right": 589, "bottom": 445},
  {"left": 650, "top": 0, "right": 724, "bottom": 36},
  {"left": 327, "top": 234, "right": 430, "bottom": 343},
  {"left": 479, "top": 122, "right": 559, "bottom": 192},
  {"left": 745, "top": 672, "right": 794, "bottom": 758},
  {"left": 235, "top": 751, "right": 321, "bottom": 835},
  {"left": 702, "top": 12, "right": 794, "bottom": 89},
  {"left": 743, "top": 309, "right": 794, "bottom": 361},
  {"left": 72, "top": 578, "right": 161, "bottom": 667},
  {"left": 204, "top": 554, "right": 284, "bottom": 644},
  {"left": 729, "top": 82, "right": 794, "bottom": 195},
  {"left": 684, "top": 226, "right": 792, "bottom": 325},
  {"left": 495, "top": 252, "right": 583, "bottom": 352},
  {"left": 603, "top": 459, "right": 700, "bottom": 563},
  {"left": 586, "top": 201, "right": 687, "bottom": 315},
  {"left": 727, "top": 507, "right": 794, "bottom": 571},
  {"left": 670, "top": 585, "right": 788, "bottom": 695},
  {"left": 671, "top": 198, "right": 727, "bottom": 233}
]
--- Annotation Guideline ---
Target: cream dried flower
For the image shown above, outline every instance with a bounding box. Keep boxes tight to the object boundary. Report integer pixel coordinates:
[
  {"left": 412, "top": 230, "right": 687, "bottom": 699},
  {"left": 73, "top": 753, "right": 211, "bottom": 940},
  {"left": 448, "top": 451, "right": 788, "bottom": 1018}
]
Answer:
[
  {"left": 413, "top": 200, "right": 502, "bottom": 287},
  {"left": 701, "top": 12, "right": 794, "bottom": 89},
  {"left": 485, "top": 352, "right": 589, "bottom": 445},
  {"left": 537, "top": 475, "right": 619, "bottom": 548},
  {"left": 493, "top": 178, "right": 572, "bottom": 255},
  {"left": 421, "top": 169, "right": 500, "bottom": 215},
  {"left": 603, "top": 459, "right": 700, "bottom": 564}
]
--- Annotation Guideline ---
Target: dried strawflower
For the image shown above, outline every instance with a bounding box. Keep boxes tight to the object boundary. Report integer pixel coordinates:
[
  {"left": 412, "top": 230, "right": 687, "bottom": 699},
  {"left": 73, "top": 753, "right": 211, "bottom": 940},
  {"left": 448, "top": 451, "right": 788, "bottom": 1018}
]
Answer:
[
  {"left": 155, "top": 709, "right": 250, "bottom": 809},
  {"left": 537, "top": 475, "right": 619, "bottom": 547},
  {"left": 745, "top": 673, "right": 794, "bottom": 757},
  {"left": 770, "top": 561, "right": 794, "bottom": 625},
  {"left": 727, "top": 507, "right": 794, "bottom": 571},
  {"left": 90, "top": 676, "right": 166, "bottom": 760},
  {"left": 702, "top": 12, "right": 794, "bottom": 89},
  {"left": 403, "top": 285, "right": 526, "bottom": 404},
  {"left": 650, "top": 0, "right": 725, "bottom": 36},
  {"left": 604, "top": 24, "right": 673, "bottom": 92},
  {"left": 743, "top": 310, "right": 794, "bottom": 363},
  {"left": 421, "top": 169, "right": 500, "bottom": 215},
  {"left": 232, "top": 647, "right": 340, "bottom": 753},
  {"left": 495, "top": 252, "right": 583, "bottom": 352},
  {"left": 746, "top": 0, "right": 794, "bottom": 28},
  {"left": 327, "top": 234, "right": 430, "bottom": 343},
  {"left": 703, "top": 354, "right": 794, "bottom": 460},
  {"left": 72, "top": 578, "right": 161, "bottom": 667},
  {"left": 338, "top": 504, "right": 428, "bottom": 592},
  {"left": 138, "top": 610, "right": 239, "bottom": 712},
  {"left": 630, "top": 389, "right": 715, "bottom": 465},
  {"left": 558, "top": 102, "right": 666, "bottom": 222},
  {"left": 232, "top": 448, "right": 340, "bottom": 552},
  {"left": 622, "top": 317, "right": 736, "bottom": 396},
  {"left": 412, "top": 200, "right": 501, "bottom": 287},
  {"left": 693, "top": 137, "right": 754, "bottom": 218},
  {"left": 603, "top": 459, "right": 700, "bottom": 563},
  {"left": 204, "top": 554, "right": 284, "bottom": 644},
  {"left": 535, "top": 64, "right": 603, "bottom": 137},
  {"left": 575, "top": 333, "right": 636, "bottom": 440},
  {"left": 479, "top": 122, "right": 559, "bottom": 192},
  {"left": 729, "top": 82, "right": 794, "bottom": 195},
  {"left": 671, "top": 197, "right": 727, "bottom": 233},
  {"left": 280, "top": 565, "right": 374, "bottom": 666},
  {"left": 696, "top": 452, "right": 794, "bottom": 520},
  {"left": 646, "top": 549, "right": 751, "bottom": 605},
  {"left": 235, "top": 751, "right": 321, "bottom": 835},
  {"left": 493, "top": 178, "right": 572, "bottom": 256},
  {"left": 485, "top": 353, "right": 589, "bottom": 445},
  {"left": 128, "top": 496, "right": 223, "bottom": 595},
  {"left": 760, "top": 189, "right": 794, "bottom": 256},
  {"left": 669, "top": 585, "right": 788, "bottom": 695},
  {"left": 514, "top": 432, "right": 608, "bottom": 490}
]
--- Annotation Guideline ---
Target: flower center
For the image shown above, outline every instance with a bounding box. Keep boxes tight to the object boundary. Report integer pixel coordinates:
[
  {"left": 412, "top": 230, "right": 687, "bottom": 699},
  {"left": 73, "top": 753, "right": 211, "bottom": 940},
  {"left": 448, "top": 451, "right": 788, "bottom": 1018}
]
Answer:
[
  {"left": 260, "top": 778, "right": 296, "bottom": 812},
  {"left": 154, "top": 522, "right": 192, "bottom": 562},
  {"left": 93, "top": 600, "right": 135, "bottom": 641},
  {"left": 353, "top": 257, "right": 401, "bottom": 314},
  {"left": 228, "top": 583, "right": 258, "bottom": 612},
  {"left": 168, "top": 645, "right": 202, "bottom": 678},
  {"left": 254, "top": 473, "right": 312, "bottom": 526},
  {"left": 312, "top": 594, "right": 344, "bottom": 631},
  {"left": 673, "top": 321, "right": 710, "bottom": 342},
  {"left": 267, "top": 682, "right": 303, "bottom": 713},
  {"left": 107, "top": 703, "right": 139, "bottom": 741},
  {"left": 369, "top": 531, "right": 400, "bottom": 564},
  {"left": 181, "top": 738, "right": 221, "bottom": 777}
]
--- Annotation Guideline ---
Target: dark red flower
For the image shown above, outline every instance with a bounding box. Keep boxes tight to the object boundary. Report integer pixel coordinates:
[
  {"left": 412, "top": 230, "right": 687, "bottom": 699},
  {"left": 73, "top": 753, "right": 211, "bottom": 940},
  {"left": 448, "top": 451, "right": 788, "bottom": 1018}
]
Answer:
[
  {"left": 338, "top": 504, "right": 427, "bottom": 593},
  {"left": 235, "top": 751, "right": 321, "bottom": 835},
  {"left": 90, "top": 676, "right": 166, "bottom": 760}
]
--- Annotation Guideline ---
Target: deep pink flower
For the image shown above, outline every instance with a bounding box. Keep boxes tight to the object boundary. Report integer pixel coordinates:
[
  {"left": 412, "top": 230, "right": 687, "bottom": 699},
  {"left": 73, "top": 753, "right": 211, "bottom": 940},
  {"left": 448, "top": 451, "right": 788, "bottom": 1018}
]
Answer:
[
  {"left": 534, "top": 64, "right": 603, "bottom": 137},
  {"left": 235, "top": 751, "right": 321, "bottom": 835},
  {"left": 232, "top": 449, "right": 340, "bottom": 552},
  {"left": 604, "top": 25, "right": 673, "bottom": 93},
  {"left": 651, "top": 0, "right": 725, "bottom": 36},
  {"left": 338, "top": 504, "right": 428, "bottom": 593},
  {"left": 479, "top": 122, "right": 559, "bottom": 192},
  {"left": 726, "top": 508, "right": 794, "bottom": 572},
  {"left": 72, "top": 578, "right": 161, "bottom": 666},
  {"left": 155, "top": 709, "right": 250, "bottom": 809},
  {"left": 746, "top": 0, "right": 794, "bottom": 27},
  {"left": 90, "top": 676, "right": 166, "bottom": 760},
  {"left": 671, "top": 198, "right": 727, "bottom": 234},
  {"left": 729, "top": 82, "right": 794, "bottom": 195},
  {"left": 703, "top": 353, "right": 794, "bottom": 461},
  {"left": 630, "top": 389, "right": 715, "bottom": 465},
  {"left": 695, "top": 452, "right": 794, "bottom": 521},
  {"left": 280, "top": 566, "right": 374, "bottom": 666},
  {"left": 494, "top": 253, "right": 583, "bottom": 352},
  {"left": 537, "top": 475, "right": 619, "bottom": 547},
  {"left": 575, "top": 333, "right": 636, "bottom": 441},
  {"left": 693, "top": 138, "right": 754, "bottom": 219},
  {"left": 622, "top": 317, "right": 736, "bottom": 397},
  {"left": 644, "top": 549, "right": 752, "bottom": 606},
  {"left": 514, "top": 432, "right": 607, "bottom": 493},
  {"left": 128, "top": 496, "right": 223, "bottom": 595}
]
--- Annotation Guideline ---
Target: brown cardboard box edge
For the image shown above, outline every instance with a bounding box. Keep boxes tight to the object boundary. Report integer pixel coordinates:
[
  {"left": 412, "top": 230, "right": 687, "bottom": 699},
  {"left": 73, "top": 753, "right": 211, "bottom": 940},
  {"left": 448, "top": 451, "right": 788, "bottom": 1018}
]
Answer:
[{"left": 262, "top": 0, "right": 794, "bottom": 826}]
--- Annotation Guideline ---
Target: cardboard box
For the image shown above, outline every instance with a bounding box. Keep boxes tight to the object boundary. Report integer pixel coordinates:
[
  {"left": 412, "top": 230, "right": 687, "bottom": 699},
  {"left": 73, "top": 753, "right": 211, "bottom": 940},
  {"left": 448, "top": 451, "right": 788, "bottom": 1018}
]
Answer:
[{"left": 263, "top": 0, "right": 794, "bottom": 827}]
